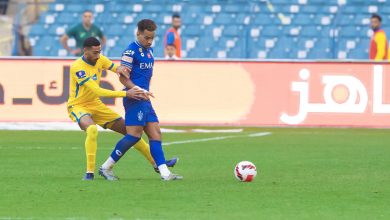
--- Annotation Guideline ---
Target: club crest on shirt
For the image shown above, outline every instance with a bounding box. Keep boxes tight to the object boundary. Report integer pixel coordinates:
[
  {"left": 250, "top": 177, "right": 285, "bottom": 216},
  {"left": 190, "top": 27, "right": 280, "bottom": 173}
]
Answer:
[
  {"left": 147, "top": 53, "right": 151, "bottom": 58},
  {"left": 137, "top": 110, "right": 144, "bottom": 121},
  {"left": 92, "top": 74, "right": 97, "bottom": 80},
  {"left": 75, "top": 70, "right": 86, "bottom": 79}
]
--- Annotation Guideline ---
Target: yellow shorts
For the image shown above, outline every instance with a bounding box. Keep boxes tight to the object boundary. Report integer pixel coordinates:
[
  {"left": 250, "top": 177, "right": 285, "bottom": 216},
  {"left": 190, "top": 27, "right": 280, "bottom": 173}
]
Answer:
[{"left": 67, "top": 102, "right": 122, "bottom": 129}]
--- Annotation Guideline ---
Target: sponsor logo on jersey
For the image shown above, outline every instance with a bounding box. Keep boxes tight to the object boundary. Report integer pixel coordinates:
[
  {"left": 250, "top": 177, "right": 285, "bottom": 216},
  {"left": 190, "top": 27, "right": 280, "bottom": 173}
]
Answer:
[
  {"left": 140, "top": 62, "right": 153, "bottom": 69},
  {"left": 75, "top": 70, "right": 86, "bottom": 79}
]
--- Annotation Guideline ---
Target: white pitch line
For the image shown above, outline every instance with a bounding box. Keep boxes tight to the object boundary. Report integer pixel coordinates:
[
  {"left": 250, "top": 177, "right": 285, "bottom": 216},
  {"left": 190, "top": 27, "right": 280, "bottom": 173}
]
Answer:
[
  {"left": 0, "top": 132, "right": 271, "bottom": 150},
  {"left": 163, "top": 132, "right": 272, "bottom": 146}
]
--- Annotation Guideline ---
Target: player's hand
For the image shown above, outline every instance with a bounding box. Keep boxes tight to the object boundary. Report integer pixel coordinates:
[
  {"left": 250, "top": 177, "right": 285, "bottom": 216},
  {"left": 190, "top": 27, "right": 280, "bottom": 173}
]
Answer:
[
  {"left": 134, "top": 86, "right": 154, "bottom": 99},
  {"left": 126, "top": 87, "right": 148, "bottom": 100},
  {"left": 116, "top": 66, "right": 130, "bottom": 79},
  {"left": 70, "top": 48, "right": 81, "bottom": 55}
]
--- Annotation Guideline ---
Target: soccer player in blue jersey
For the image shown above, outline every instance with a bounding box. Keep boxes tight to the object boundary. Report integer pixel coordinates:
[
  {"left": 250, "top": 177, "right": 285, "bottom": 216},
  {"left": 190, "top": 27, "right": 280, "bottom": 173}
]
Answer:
[{"left": 99, "top": 19, "right": 182, "bottom": 181}]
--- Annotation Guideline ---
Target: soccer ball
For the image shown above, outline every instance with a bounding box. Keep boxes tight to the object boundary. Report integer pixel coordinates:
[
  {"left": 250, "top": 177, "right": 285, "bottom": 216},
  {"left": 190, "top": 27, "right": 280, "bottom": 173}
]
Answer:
[{"left": 234, "top": 161, "right": 257, "bottom": 182}]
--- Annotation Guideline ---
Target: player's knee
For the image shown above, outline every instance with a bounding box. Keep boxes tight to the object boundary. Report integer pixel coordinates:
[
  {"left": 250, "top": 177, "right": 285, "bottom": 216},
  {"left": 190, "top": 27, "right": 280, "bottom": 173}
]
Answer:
[
  {"left": 86, "top": 125, "right": 98, "bottom": 140},
  {"left": 147, "top": 130, "right": 161, "bottom": 140}
]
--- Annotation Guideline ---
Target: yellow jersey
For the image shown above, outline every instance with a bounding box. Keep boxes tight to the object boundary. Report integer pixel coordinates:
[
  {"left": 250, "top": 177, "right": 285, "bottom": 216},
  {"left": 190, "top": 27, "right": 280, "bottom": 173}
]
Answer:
[{"left": 67, "top": 55, "right": 126, "bottom": 107}]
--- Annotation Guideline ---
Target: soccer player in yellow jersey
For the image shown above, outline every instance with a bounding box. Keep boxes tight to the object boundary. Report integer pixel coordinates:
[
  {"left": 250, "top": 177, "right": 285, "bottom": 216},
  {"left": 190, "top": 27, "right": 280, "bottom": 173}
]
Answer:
[{"left": 67, "top": 37, "right": 177, "bottom": 180}]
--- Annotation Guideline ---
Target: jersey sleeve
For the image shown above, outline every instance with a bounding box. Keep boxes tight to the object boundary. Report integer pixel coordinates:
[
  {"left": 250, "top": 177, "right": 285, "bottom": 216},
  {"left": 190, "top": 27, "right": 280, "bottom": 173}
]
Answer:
[
  {"left": 66, "top": 25, "right": 77, "bottom": 37},
  {"left": 166, "top": 32, "right": 175, "bottom": 45},
  {"left": 100, "top": 55, "right": 117, "bottom": 72},
  {"left": 121, "top": 48, "right": 135, "bottom": 69},
  {"left": 97, "top": 26, "right": 104, "bottom": 39},
  {"left": 82, "top": 78, "right": 126, "bottom": 98}
]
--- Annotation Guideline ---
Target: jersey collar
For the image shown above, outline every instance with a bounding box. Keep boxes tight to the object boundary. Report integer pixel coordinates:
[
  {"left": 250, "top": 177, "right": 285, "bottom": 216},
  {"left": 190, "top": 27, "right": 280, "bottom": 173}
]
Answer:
[
  {"left": 135, "top": 41, "right": 149, "bottom": 51},
  {"left": 82, "top": 56, "right": 96, "bottom": 66}
]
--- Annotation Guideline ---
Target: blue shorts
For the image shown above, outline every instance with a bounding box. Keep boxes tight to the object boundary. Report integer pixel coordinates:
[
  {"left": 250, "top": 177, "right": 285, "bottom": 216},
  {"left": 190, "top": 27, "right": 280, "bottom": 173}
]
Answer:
[{"left": 123, "top": 99, "right": 159, "bottom": 126}]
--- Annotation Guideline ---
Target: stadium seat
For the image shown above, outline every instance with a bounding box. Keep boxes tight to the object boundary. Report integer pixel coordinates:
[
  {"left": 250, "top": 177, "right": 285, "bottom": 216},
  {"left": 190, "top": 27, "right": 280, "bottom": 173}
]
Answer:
[
  {"left": 214, "top": 13, "right": 233, "bottom": 25},
  {"left": 27, "top": 0, "right": 376, "bottom": 59}
]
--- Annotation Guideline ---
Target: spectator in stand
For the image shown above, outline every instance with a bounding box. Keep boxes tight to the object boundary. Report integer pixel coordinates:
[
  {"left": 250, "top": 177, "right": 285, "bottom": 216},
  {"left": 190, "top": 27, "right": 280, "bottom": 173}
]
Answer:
[
  {"left": 369, "top": 14, "right": 388, "bottom": 61},
  {"left": 164, "top": 14, "right": 181, "bottom": 59},
  {"left": 0, "top": 0, "right": 8, "bottom": 15},
  {"left": 60, "top": 10, "right": 106, "bottom": 56}
]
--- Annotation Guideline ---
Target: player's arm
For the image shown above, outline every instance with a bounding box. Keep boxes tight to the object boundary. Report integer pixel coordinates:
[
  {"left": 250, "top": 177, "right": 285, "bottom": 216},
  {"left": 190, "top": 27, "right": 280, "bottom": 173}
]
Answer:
[
  {"left": 82, "top": 78, "right": 146, "bottom": 100},
  {"left": 101, "top": 55, "right": 130, "bottom": 79},
  {"left": 60, "top": 27, "right": 80, "bottom": 55},
  {"left": 375, "top": 32, "right": 387, "bottom": 61},
  {"left": 60, "top": 34, "right": 71, "bottom": 52},
  {"left": 119, "top": 50, "right": 153, "bottom": 98}
]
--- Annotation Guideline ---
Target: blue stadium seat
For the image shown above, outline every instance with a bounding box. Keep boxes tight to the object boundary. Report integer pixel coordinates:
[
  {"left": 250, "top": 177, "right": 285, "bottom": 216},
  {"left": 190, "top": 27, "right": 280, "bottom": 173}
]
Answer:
[
  {"left": 185, "top": 25, "right": 202, "bottom": 37},
  {"left": 105, "top": 24, "right": 126, "bottom": 37},
  {"left": 223, "top": 25, "right": 241, "bottom": 37},
  {"left": 307, "top": 49, "right": 332, "bottom": 59},
  {"left": 261, "top": 26, "right": 281, "bottom": 37},
  {"left": 227, "top": 46, "right": 243, "bottom": 58},
  {"left": 347, "top": 48, "right": 368, "bottom": 59},
  {"left": 66, "top": 4, "right": 85, "bottom": 13},
  {"left": 302, "top": 6, "right": 318, "bottom": 13},
  {"left": 294, "top": 14, "right": 313, "bottom": 25},
  {"left": 29, "top": 24, "right": 47, "bottom": 36},
  {"left": 224, "top": 4, "right": 242, "bottom": 13},
  {"left": 56, "top": 12, "right": 78, "bottom": 24},
  {"left": 338, "top": 26, "right": 359, "bottom": 37},
  {"left": 300, "top": 26, "right": 320, "bottom": 37},
  {"left": 27, "top": 0, "right": 375, "bottom": 59},
  {"left": 215, "top": 13, "right": 233, "bottom": 25},
  {"left": 143, "top": 4, "right": 164, "bottom": 13},
  {"left": 251, "top": 14, "right": 273, "bottom": 25},
  {"left": 268, "top": 47, "right": 289, "bottom": 59}
]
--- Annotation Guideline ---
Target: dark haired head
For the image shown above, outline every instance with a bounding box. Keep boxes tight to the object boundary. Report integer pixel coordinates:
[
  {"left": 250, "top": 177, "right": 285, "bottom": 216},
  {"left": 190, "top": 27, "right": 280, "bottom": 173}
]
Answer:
[
  {"left": 83, "top": 37, "right": 101, "bottom": 48},
  {"left": 137, "top": 19, "right": 157, "bottom": 32},
  {"left": 172, "top": 13, "right": 180, "bottom": 19},
  {"left": 371, "top": 14, "right": 382, "bottom": 22}
]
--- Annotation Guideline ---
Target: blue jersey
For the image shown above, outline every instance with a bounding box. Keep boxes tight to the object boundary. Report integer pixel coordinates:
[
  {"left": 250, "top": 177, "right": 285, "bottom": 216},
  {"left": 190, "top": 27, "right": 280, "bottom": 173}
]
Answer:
[
  {"left": 120, "top": 41, "right": 154, "bottom": 91},
  {"left": 120, "top": 41, "right": 159, "bottom": 126}
]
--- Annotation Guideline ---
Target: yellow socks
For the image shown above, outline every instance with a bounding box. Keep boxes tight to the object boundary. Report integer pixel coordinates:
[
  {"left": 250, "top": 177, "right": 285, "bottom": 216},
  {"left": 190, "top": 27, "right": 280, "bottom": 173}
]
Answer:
[
  {"left": 133, "top": 138, "right": 155, "bottom": 165},
  {"left": 85, "top": 125, "right": 98, "bottom": 173}
]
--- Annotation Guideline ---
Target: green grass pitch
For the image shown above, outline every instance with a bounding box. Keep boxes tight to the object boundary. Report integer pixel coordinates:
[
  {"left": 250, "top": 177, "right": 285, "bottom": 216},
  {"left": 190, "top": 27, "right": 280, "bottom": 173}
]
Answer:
[{"left": 0, "top": 127, "right": 389, "bottom": 219}]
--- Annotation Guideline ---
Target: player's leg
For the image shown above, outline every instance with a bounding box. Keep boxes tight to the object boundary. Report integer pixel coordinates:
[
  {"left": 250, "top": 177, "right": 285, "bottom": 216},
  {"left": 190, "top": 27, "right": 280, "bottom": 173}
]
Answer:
[
  {"left": 144, "top": 122, "right": 182, "bottom": 181},
  {"left": 108, "top": 119, "right": 155, "bottom": 165},
  {"left": 79, "top": 116, "right": 98, "bottom": 180},
  {"left": 109, "top": 119, "right": 178, "bottom": 172},
  {"left": 68, "top": 106, "right": 97, "bottom": 180},
  {"left": 99, "top": 125, "right": 144, "bottom": 180}
]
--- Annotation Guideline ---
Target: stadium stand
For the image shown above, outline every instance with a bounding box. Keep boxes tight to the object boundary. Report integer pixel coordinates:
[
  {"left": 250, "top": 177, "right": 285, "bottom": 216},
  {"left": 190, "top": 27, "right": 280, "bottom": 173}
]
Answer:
[{"left": 28, "top": 0, "right": 387, "bottom": 59}]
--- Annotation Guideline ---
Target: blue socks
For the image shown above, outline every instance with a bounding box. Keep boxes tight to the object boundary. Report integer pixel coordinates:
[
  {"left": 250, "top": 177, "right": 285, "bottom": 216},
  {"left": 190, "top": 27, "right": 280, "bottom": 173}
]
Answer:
[
  {"left": 149, "top": 140, "right": 166, "bottom": 167},
  {"left": 110, "top": 134, "right": 140, "bottom": 162}
]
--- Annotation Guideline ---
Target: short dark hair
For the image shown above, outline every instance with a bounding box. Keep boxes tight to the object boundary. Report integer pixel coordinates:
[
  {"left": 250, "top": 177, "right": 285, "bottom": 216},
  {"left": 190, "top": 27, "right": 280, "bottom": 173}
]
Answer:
[
  {"left": 83, "top": 10, "right": 93, "bottom": 14},
  {"left": 137, "top": 19, "right": 157, "bottom": 32},
  {"left": 172, "top": 13, "right": 180, "bottom": 19},
  {"left": 83, "top": 37, "right": 100, "bottom": 48},
  {"left": 371, "top": 14, "right": 382, "bottom": 22}
]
